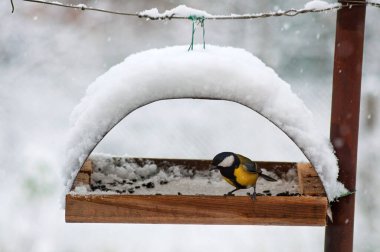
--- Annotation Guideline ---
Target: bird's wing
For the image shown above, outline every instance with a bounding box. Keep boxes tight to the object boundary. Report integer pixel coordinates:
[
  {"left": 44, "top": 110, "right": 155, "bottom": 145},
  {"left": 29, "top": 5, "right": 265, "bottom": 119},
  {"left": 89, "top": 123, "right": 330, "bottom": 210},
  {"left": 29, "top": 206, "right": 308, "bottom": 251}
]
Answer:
[
  {"left": 237, "top": 154, "right": 258, "bottom": 173},
  {"left": 260, "top": 173, "right": 277, "bottom": 182}
]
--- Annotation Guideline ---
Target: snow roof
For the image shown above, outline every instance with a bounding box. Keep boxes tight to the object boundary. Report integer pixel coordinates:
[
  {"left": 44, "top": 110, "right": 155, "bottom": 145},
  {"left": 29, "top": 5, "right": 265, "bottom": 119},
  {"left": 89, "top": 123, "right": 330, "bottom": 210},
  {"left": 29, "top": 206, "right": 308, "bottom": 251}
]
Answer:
[{"left": 63, "top": 45, "right": 347, "bottom": 202}]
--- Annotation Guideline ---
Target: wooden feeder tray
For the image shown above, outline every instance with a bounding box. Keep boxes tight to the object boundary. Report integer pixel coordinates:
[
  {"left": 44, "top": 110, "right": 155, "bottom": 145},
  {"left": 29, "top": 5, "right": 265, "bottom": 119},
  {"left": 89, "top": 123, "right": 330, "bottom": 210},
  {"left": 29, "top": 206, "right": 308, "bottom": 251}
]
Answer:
[{"left": 65, "top": 158, "right": 327, "bottom": 226}]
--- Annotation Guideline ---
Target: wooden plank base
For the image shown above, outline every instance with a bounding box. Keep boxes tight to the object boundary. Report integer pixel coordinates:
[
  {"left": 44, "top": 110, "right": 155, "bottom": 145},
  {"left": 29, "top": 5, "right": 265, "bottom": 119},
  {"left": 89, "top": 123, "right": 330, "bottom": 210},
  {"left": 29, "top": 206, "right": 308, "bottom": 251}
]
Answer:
[{"left": 66, "top": 194, "right": 327, "bottom": 226}]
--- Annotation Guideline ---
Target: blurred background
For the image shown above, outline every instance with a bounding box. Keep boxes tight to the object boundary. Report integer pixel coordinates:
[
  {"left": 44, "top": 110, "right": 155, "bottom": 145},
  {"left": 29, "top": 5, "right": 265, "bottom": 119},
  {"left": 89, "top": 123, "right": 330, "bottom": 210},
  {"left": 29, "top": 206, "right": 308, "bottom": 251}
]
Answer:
[{"left": 0, "top": 0, "right": 379, "bottom": 251}]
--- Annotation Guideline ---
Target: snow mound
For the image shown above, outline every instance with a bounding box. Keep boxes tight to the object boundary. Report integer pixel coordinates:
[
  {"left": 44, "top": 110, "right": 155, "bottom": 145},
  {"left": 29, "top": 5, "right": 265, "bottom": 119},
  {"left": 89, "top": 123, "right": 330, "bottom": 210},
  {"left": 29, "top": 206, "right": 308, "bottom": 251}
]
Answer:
[
  {"left": 139, "top": 5, "right": 212, "bottom": 19},
  {"left": 304, "top": 0, "right": 340, "bottom": 10},
  {"left": 63, "top": 45, "right": 347, "bottom": 202}
]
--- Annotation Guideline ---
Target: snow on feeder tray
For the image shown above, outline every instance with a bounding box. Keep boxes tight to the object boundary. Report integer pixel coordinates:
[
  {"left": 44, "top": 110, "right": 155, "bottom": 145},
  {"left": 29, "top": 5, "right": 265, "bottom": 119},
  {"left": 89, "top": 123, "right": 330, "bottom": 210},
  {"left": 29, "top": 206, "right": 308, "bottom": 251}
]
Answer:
[
  {"left": 64, "top": 45, "right": 347, "bottom": 226},
  {"left": 66, "top": 155, "right": 327, "bottom": 225}
]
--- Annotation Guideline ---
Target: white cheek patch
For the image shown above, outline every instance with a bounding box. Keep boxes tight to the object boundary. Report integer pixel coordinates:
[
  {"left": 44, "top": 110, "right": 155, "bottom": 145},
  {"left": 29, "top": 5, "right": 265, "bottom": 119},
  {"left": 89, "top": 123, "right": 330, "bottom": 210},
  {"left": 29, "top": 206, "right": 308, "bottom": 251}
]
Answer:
[{"left": 218, "top": 155, "right": 235, "bottom": 167}]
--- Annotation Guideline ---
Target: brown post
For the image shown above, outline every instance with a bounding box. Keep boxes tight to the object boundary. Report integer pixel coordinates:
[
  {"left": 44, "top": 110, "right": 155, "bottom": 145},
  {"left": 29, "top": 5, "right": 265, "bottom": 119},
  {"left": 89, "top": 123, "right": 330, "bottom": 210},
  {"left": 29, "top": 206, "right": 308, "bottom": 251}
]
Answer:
[{"left": 325, "top": 1, "right": 366, "bottom": 252}]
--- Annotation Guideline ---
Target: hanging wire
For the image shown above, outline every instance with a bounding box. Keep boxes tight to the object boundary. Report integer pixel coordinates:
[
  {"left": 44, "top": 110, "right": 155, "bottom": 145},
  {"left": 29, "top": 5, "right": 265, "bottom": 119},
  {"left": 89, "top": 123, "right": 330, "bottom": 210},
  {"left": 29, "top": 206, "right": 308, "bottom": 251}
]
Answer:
[
  {"left": 21, "top": 0, "right": 379, "bottom": 20},
  {"left": 23, "top": 0, "right": 138, "bottom": 17},
  {"left": 17, "top": 0, "right": 377, "bottom": 51},
  {"left": 10, "top": 0, "right": 15, "bottom": 13}
]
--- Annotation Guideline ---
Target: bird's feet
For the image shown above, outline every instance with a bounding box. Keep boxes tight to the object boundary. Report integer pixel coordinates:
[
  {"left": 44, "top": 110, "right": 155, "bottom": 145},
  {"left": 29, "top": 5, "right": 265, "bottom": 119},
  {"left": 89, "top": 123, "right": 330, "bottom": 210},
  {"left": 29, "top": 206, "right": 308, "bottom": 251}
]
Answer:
[
  {"left": 247, "top": 192, "right": 257, "bottom": 201},
  {"left": 224, "top": 192, "right": 235, "bottom": 197}
]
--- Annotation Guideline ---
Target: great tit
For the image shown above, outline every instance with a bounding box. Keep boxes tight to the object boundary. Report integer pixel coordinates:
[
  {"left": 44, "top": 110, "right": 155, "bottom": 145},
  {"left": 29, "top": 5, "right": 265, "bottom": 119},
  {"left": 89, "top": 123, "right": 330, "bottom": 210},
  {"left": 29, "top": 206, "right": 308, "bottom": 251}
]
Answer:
[{"left": 210, "top": 152, "right": 277, "bottom": 200}]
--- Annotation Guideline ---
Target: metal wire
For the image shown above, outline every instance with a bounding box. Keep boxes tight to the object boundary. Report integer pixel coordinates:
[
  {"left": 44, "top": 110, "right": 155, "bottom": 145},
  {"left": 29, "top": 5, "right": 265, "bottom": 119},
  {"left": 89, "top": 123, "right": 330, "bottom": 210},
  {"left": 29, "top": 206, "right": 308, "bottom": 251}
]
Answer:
[
  {"left": 10, "top": 0, "right": 15, "bottom": 13},
  {"left": 21, "top": 0, "right": 378, "bottom": 20}
]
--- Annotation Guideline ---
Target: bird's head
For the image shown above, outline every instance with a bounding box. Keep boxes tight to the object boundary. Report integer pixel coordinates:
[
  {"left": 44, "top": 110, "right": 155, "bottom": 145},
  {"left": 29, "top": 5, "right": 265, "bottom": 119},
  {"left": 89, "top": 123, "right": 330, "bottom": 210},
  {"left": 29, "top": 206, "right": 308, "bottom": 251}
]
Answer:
[{"left": 210, "top": 152, "right": 238, "bottom": 171}]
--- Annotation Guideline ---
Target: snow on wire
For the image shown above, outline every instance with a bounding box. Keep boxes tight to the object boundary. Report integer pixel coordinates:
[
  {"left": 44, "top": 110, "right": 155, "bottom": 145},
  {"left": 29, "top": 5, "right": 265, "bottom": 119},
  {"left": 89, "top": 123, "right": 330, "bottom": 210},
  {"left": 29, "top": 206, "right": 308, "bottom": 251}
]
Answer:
[{"left": 21, "top": 0, "right": 380, "bottom": 20}]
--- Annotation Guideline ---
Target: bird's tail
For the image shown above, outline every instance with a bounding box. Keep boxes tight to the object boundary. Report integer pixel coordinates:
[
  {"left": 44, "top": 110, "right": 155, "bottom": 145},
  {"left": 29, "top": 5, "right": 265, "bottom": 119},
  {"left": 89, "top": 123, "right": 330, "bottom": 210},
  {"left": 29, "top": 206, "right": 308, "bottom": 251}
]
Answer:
[{"left": 260, "top": 173, "right": 277, "bottom": 182}]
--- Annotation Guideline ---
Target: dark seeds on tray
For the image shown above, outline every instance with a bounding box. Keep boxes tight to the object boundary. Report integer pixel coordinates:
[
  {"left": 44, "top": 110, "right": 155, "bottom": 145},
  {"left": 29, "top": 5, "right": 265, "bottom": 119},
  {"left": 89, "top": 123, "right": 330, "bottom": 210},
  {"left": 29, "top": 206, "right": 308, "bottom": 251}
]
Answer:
[{"left": 146, "top": 182, "right": 155, "bottom": 189}]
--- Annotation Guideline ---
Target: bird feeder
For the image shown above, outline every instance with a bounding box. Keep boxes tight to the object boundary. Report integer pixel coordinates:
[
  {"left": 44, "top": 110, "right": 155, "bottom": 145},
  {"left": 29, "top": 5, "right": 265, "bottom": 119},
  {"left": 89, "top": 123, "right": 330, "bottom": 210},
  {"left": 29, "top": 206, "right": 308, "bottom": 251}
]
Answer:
[
  {"left": 59, "top": 1, "right": 366, "bottom": 251},
  {"left": 62, "top": 45, "right": 347, "bottom": 226}
]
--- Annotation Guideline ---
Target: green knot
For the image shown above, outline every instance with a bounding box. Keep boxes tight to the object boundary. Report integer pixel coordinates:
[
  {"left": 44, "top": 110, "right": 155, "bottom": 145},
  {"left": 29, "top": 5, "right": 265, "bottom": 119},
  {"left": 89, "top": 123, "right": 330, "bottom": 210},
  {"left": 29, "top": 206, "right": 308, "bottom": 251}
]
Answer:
[
  {"left": 187, "top": 15, "right": 206, "bottom": 51},
  {"left": 188, "top": 15, "right": 204, "bottom": 21}
]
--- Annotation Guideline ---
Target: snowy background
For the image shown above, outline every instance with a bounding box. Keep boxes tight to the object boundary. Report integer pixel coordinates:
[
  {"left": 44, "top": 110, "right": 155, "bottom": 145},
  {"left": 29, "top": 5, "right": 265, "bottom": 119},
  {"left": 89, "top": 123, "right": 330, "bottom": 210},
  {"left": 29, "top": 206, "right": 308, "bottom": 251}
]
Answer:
[{"left": 0, "top": 0, "right": 379, "bottom": 251}]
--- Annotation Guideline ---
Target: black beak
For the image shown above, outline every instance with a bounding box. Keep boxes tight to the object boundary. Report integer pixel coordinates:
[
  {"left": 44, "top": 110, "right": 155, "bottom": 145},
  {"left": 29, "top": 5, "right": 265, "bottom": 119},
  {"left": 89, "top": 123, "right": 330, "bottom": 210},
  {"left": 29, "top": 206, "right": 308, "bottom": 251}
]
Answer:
[{"left": 209, "top": 164, "right": 218, "bottom": 171}]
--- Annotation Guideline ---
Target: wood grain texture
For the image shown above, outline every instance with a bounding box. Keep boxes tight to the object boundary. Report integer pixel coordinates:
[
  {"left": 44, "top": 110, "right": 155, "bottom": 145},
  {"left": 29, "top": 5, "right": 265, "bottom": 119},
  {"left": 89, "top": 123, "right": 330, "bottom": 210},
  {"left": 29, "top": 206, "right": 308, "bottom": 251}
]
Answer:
[
  {"left": 66, "top": 194, "right": 327, "bottom": 226},
  {"left": 297, "top": 163, "right": 326, "bottom": 196},
  {"left": 81, "top": 160, "right": 93, "bottom": 174},
  {"left": 72, "top": 173, "right": 90, "bottom": 188},
  {"left": 71, "top": 160, "right": 92, "bottom": 190},
  {"left": 326, "top": 3, "right": 366, "bottom": 251}
]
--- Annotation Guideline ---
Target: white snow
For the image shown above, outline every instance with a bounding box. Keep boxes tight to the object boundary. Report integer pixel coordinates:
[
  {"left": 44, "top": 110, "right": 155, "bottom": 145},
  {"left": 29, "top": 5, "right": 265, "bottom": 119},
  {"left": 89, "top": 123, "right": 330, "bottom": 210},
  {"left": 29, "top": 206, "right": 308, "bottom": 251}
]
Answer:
[
  {"left": 73, "top": 154, "right": 299, "bottom": 196},
  {"left": 304, "top": 0, "right": 340, "bottom": 10},
  {"left": 139, "top": 5, "right": 212, "bottom": 19},
  {"left": 63, "top": 45, "right": 347, "bottom": 202},
  {"left": 51, "top": 1, "right": 63, "bottom": 5},
  {"left": 73, "top": 184, "right": 90, "bottom": 194},
  {"left": 75, "top": 4, "right": 87, "bottom": 9}
]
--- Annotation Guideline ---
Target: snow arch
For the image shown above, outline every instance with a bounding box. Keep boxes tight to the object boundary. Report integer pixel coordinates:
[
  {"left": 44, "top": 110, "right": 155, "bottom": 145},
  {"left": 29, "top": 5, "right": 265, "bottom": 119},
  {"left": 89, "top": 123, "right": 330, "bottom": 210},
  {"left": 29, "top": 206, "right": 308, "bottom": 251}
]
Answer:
[{"left": 64, "top": 45, "right": 347, "bottom": 201}]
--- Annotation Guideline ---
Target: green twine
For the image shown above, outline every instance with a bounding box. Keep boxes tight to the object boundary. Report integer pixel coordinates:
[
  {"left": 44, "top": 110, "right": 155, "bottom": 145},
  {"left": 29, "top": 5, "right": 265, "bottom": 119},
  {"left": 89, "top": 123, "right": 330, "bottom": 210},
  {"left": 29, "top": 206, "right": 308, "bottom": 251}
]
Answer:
[
  {"left": 201, "top": 18, "right": 205, "bottom": 49},
  {"left": 188, "top": 15, "right": 206, "bottom": 51},
  {"left": 188, "top": 16, "right": 195, "bottom": 51}
]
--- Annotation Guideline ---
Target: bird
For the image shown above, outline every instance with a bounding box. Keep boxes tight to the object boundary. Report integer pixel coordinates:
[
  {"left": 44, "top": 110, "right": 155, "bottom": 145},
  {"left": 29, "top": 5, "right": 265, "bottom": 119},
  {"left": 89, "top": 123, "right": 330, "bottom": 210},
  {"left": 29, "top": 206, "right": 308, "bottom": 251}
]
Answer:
[{"left": 210, "top": 152, "right": 277, "bottom": 200}]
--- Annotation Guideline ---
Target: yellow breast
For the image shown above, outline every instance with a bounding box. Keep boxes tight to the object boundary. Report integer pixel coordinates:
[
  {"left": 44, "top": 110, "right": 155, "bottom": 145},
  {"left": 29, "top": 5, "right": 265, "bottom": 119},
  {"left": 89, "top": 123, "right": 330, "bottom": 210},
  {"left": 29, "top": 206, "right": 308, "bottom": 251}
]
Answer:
[
  {"left": 234, "top": 165, "right": 258, "bottom": 188},
  {"left": 223, "top": 177, "right": 236, "bottom": 187}
]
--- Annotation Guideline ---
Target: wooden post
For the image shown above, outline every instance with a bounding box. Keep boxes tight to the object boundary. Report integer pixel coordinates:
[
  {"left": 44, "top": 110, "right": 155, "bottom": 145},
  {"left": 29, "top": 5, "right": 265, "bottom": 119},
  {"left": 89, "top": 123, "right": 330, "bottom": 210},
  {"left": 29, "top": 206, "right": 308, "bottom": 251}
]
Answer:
[{"left": 325, "top": 1, "right": 366, "bottom": 252}]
